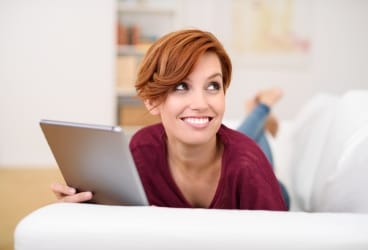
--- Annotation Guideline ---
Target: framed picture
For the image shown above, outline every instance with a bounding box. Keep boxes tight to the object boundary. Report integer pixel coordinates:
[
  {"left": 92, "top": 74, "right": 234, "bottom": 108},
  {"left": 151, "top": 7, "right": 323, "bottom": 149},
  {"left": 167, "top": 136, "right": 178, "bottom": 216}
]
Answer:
[{"left": 230, "top": 0, "right": 311, "bottom": 67}]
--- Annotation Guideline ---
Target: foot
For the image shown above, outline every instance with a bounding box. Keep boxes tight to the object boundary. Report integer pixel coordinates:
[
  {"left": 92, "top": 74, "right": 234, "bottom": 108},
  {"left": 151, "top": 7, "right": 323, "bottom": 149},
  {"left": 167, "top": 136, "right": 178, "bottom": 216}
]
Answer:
[
  {"left": 256, "top": 87, "right": 283, "bottom": 107},
  {"left": 265, "top": 114, "right": 279, "bottom": 137},
  {"left": 245, "top": 97, "right": 257, "bottom": 113},
  {"left": 244, "top": 87, "right": 283, "bottom": 137}
]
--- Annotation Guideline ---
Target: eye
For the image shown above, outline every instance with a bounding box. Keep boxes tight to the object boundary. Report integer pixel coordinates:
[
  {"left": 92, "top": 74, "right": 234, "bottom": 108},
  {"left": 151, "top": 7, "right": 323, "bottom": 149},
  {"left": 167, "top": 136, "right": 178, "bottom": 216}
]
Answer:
[
  {"left": 174, "top": 82, "right": 189, "bottom": 91},
  {"left": 207, "top": 81, "right": 221, "bottom": 91}
]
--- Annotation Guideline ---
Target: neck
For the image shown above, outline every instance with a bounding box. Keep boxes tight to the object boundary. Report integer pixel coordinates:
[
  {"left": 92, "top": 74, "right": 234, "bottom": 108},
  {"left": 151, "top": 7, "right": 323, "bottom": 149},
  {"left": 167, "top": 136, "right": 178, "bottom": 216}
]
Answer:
[{"left": 167, "top": 135, "right": 222, "bottom": 174}]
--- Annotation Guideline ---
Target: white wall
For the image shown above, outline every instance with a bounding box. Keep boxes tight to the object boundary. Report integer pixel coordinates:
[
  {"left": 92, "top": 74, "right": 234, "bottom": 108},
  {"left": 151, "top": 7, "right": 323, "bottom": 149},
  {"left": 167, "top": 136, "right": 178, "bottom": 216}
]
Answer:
[
  {"left": 178, "top": 0, "right": 368, "bottom": 120},
  {"left": 0, "top": 0, "right": 115, "bottom": 166}
]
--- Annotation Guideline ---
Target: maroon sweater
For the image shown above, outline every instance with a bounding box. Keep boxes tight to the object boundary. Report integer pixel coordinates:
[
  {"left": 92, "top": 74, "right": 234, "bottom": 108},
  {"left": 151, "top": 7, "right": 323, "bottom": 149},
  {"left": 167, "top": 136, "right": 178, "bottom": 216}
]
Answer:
[{"left": 129, "top": 123, "right": 286, "bottom": 211}]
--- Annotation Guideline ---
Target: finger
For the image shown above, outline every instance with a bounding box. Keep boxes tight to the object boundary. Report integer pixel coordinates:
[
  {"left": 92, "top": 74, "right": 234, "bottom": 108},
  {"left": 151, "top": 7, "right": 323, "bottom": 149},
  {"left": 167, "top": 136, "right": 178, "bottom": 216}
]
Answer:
[
  {"left": 51, "top": 182, "right": 76, "bottom": 197},
  {"left": 60, "top": 191, "right": 93, "bottom": 203}
]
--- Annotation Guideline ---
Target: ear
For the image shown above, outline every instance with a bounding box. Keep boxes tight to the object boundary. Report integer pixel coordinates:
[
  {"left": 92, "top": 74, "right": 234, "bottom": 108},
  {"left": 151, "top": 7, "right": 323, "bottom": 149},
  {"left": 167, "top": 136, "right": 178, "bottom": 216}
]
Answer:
[{"left": 144, "top": 99, "right": 160, "bottom": 116}]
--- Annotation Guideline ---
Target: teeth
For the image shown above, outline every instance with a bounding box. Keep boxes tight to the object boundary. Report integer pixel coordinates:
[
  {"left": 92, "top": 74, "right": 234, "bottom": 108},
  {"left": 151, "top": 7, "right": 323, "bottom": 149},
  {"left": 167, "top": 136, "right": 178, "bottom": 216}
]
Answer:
[{"left": 184, "top": 117, "right": 209, "bottom": 125}]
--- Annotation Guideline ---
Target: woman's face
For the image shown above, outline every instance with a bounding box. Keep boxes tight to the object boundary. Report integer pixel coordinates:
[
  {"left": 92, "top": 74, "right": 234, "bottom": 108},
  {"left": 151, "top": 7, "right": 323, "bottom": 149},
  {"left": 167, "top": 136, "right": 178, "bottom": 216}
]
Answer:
[{"left": 149, "top": 52, "right": 225, "bottom": 146}]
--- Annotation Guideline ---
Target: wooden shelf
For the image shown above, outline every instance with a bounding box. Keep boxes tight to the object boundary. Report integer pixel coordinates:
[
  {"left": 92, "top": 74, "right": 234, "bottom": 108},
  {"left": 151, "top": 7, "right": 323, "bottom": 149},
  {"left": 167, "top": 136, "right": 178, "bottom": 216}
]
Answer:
[{"left": 117, "top": 44, "right": 150, "bottom": 56}]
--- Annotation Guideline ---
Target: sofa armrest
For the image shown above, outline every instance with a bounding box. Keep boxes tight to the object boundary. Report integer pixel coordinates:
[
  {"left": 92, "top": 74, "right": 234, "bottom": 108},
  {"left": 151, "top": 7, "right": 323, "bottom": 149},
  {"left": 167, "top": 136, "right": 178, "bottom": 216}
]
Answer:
[{"left": 15, "top": 203, "right": 368, "bottom": 250}]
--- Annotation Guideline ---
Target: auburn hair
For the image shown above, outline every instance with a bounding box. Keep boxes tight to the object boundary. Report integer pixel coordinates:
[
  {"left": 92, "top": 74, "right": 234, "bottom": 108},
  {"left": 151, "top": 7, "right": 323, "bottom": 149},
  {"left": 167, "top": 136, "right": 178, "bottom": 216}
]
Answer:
[{"left": 135, "top": 29, "right": 232, "bottom": 104}]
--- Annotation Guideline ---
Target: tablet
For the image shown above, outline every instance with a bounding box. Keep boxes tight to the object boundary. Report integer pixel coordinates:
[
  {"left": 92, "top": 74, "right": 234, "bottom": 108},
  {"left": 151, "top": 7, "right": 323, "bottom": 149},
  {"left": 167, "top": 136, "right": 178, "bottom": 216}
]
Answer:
[{"left": 40, "top": 119, "right": 148, "bottom": 206}]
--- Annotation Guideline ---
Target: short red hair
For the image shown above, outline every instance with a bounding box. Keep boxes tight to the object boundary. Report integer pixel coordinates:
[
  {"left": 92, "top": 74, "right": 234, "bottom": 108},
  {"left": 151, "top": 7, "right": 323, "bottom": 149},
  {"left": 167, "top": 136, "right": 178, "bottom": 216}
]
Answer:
[{"left": 135, "top": 29, "right": 232, "bottom": 104}]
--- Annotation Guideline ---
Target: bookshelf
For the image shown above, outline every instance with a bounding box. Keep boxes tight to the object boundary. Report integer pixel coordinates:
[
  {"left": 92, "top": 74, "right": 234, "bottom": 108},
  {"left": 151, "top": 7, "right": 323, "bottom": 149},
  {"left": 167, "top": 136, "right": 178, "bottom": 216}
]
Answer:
[{"left": 116, "top": 0, "right": 179, "bottom": 127}]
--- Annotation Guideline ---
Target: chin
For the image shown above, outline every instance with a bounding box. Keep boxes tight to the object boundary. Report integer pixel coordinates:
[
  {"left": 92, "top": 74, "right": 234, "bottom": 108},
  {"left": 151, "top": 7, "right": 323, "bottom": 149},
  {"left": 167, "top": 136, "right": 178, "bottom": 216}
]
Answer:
[{"left": 180, "top": 130, "right": 219, "bottom": 146}]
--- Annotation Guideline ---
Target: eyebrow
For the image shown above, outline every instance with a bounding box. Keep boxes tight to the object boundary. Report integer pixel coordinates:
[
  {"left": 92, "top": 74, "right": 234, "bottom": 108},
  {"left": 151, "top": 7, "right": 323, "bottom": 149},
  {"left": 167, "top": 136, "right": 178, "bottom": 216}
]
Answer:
[{"left": 207, "top": 73, "right": 223, "bottom": 80}]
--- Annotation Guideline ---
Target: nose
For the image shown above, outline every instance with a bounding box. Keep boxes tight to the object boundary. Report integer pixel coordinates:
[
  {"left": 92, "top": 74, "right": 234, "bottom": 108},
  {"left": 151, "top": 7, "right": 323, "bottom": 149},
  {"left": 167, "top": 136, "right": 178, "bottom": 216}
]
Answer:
[{"left": 189, "top": 90, "right": 208, "bottom": 111}]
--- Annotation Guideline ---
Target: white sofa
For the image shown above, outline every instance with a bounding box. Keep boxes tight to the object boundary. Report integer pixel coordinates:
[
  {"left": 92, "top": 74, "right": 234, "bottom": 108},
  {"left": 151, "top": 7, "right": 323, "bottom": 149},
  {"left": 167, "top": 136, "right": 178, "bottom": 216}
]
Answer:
[{"left": 14, "top": 90, "right": 368, "bottom": 250}]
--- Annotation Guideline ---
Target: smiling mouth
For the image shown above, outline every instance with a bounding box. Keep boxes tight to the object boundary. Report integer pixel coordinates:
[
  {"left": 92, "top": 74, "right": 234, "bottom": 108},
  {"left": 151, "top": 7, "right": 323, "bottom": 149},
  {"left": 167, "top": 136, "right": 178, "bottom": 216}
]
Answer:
[{"left": 181, "top": 117, "right": 213, "bottom": 125}]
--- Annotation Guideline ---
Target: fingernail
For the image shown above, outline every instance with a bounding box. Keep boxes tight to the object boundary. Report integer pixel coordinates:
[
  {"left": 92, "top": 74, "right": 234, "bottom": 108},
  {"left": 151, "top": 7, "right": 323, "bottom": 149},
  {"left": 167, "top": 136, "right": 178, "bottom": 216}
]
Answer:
[{"left": 69, "top": 188, "right": 76, "bottom": 194}]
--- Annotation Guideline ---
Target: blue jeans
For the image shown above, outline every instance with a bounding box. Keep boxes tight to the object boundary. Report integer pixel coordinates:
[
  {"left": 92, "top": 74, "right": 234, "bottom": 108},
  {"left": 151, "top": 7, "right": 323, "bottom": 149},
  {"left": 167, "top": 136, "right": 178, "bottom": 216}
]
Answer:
[
  {"left": 237, "top": 104, "right": 274, "bottom": 166},
  {"left": 237, "top": 103, "right": 290, "bottom": 210}
]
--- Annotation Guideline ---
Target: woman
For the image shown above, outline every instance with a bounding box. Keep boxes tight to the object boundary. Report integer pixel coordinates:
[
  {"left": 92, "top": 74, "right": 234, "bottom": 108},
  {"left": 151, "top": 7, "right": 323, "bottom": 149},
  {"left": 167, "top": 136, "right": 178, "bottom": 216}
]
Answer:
[{"left": 52, "top": 29, "right": 287, "bottom": 210}]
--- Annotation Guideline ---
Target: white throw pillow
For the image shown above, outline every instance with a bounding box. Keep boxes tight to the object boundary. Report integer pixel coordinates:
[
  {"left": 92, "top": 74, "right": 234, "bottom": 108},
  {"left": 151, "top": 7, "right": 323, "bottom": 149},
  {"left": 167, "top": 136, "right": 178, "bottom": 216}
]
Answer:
[
  {"left": 310, "top": 90, "right": 368, "bottom": 212},
  {"left": 314, "top": 126, "right": 368, "bottom": 212},
  {"left": 288, "top": 93, "right": 339, "bottom": 211}
]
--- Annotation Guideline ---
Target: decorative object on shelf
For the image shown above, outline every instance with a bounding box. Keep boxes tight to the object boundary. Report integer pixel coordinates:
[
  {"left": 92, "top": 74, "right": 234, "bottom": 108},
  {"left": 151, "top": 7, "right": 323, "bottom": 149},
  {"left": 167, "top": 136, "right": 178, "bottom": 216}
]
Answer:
[
  {"left": 116, "top": 22, "right": 128, "bottom": 45},
  {"left": 117, "top": 22, "right": 141, "bottom": 45}
]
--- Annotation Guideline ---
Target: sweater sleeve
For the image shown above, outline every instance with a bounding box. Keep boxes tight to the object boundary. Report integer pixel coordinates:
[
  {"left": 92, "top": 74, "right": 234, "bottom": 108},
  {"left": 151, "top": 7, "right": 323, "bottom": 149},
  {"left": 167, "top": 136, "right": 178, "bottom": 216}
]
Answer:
[
  {"left": 219, "top": 125, "right": 287, "bottom": 211},
  {"left": 239, "top": 146, "right": 287, "bottom": 211}
]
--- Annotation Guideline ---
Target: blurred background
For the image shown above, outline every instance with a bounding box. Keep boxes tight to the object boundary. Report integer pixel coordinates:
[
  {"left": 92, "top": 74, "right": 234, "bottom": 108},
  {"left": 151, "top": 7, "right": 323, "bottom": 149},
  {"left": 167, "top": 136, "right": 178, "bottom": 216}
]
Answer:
[{"left": 0, "top": 0, "right": 368, "bottom": 166}]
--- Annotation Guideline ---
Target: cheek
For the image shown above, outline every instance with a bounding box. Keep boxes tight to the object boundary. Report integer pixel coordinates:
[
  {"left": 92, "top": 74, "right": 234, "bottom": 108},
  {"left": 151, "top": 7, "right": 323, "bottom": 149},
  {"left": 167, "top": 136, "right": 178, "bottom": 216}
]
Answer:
[
  {"left": 211, "top": 95, "right": 225, "bottom": 114},
  {"left": 158, "top": 99, "right": 179, "bottom": 119}
]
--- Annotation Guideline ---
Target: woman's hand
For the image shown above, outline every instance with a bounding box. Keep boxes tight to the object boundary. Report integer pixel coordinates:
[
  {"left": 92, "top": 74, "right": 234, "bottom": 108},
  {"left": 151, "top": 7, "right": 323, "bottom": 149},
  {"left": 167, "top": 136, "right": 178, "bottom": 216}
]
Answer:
[{"left": 51, "top": 182, "right": 93, "bottom": 203}]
